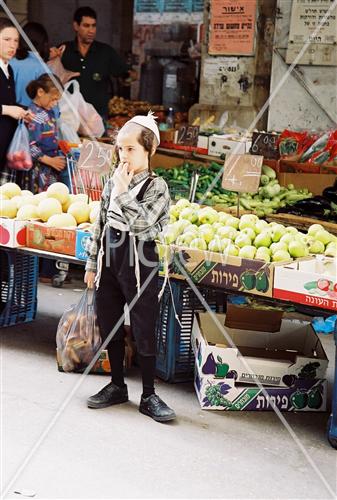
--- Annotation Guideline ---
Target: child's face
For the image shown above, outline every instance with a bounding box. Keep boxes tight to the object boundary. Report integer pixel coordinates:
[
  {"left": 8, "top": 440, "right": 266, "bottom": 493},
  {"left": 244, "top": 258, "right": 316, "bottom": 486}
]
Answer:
[
  {"left": 0, "top": 27, "right": 19, "bottom": 62},
  {"left": 117, "top": 129, "right": 149, "bottom": 174},
  {"left": 36, "top": 88, "right": 61, "bottom": 110}
]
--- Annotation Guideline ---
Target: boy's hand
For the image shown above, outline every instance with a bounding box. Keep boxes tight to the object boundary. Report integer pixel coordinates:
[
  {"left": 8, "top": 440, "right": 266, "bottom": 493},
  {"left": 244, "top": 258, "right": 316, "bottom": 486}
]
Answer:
[
  {"left": 112, "top": 163, "right": 134, "bottom": 195},
  {"left": 84, "top": 271, "right": 96, "bottom": 289}
]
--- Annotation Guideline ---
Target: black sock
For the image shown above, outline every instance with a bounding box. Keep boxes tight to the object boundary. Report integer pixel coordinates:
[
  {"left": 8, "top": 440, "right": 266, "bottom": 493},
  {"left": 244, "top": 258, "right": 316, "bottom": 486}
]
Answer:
[
  {"left": 108, "top": 340, "right": 126, "bottom": 388},
  {"left": 138, "top": 354, "right": 156, "bottom": 398}
]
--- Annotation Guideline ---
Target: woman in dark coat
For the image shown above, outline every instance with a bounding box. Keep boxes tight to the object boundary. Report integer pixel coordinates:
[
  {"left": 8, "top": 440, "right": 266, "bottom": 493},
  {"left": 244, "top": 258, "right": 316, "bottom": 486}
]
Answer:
[{"left": 0, "top": 18, "right": 30, "bottom": 183}]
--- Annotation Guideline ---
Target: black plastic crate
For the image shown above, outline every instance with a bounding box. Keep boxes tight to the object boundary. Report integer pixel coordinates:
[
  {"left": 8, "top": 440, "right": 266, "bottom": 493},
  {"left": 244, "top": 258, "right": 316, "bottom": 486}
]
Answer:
[
  {"left": 0, "top": 249, "right": 38, "bottom": 328},
  {"left": 155, "top": 278, "right": 222, "bottom": 382}
]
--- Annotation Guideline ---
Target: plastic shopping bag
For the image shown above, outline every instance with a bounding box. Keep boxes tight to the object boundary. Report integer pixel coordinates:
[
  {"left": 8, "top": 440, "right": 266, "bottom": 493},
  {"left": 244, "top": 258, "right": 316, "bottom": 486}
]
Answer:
[
  {"left": 78, "top": 98, "right": 105, "bottom": 138},
  {"left": 58, "top": 80, "right": 82, "bottom": 133},
  {"left": 57, "top": 119, "right": 81, "bottom": 144},
  {"left": 6, "top": 120, "right": 33, "bottom": 171},
  {"left": 56, "top": 289, "right": 102, "bottom": 372}
]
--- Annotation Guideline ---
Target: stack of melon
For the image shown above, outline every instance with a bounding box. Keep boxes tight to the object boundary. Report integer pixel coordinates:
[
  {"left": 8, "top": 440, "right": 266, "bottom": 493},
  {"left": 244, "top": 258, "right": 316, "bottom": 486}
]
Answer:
[{"left": 0, "top": 182, "right": 100, "bottom": 228}]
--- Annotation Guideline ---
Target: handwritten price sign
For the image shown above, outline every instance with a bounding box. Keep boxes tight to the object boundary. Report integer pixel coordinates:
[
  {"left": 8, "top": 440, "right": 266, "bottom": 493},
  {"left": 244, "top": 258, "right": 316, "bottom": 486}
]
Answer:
[
  {"left": 176, "top": 125, "right": 199, "bottom": 147},
  {"left": 78, "top": 139, "right": 115, "bottom": 174},
  {"left": 222, "top": 154, "right": 263, "bottom": 193}
]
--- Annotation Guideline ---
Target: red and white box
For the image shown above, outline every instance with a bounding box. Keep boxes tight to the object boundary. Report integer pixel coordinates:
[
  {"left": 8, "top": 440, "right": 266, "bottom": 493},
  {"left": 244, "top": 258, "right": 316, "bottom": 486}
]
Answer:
[
  {"left": 0, "top": 218, "right": 27, "bottom": 248},
  {"left": 273, "top": 256, "right": 337, "bottom": 311}
]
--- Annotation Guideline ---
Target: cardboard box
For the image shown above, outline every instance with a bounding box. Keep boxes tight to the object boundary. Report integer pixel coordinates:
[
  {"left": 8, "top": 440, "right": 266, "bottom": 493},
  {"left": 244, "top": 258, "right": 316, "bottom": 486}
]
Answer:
[
  {"left": 75, "top": 230, "right": 91, "bottom": 261},
  {"left": 273, "top": 256, "right": 337, "bottom": 311},
  {"left": 192, "top": 312, "right": 328, "bottom": 387},
  {"left": 167, "top": 245, "right": 277, "bottom": 297},
  {"left": 225, "top": 303, "right": 283, "bottom": 332},
  {"left": 195, "top": 371, "right": 327, "bottom": 411},
  {"left": 26, "top": 222, "right": 76, "bottom": 256},
  {"left": 0, "top": 218, "right": 27, "bottom": 247},
  {"left": 208, "top": 134, "right": 251, "bottom": 157},
  {"left": 56, "top": 348, "right": 111, "bottom": 374}
]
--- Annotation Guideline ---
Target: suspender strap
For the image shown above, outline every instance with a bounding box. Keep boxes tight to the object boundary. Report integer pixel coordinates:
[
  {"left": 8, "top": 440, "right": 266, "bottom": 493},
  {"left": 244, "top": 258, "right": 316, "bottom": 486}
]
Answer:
[{"left": 136, "top": 176, "right": 154, "bottom": 202}]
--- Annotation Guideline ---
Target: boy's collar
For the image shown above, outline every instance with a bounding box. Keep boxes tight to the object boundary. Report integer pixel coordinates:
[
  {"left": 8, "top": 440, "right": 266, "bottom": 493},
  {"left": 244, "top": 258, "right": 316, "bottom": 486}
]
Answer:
[{"left": 130, "top": 169, "right": 150, "bottom": 186}]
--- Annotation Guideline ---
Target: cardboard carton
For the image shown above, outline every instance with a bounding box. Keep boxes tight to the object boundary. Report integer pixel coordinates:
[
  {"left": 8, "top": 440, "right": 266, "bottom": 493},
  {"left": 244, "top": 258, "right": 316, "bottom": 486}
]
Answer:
[
  {"left": 225, "top": 303, "right": 283, "bottom": 332},
  {"left": 26, "top": 222, "right": 76, "bottom": 256},
  {"left": 192, "top": 312, "right": 328, "bottom": 387},
  {"left": 0, "top": 218, "right": 27, "bottom": 248},
  {"left": 75, "top": 230, "right": 90, "bottom": 261},
  {"left": 195, "top": 370, "right": 327, "bottom": 411},
  {"left": 273, "top": 256, "right": 337, "bottom": 311}
]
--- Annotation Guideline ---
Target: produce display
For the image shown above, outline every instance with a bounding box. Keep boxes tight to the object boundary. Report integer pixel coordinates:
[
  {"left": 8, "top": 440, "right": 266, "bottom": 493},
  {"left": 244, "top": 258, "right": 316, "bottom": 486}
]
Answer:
[
  {"left": 160, "top": 198, "right": 337, "bottom": 262},
  {"left": 108, "top": 96, "right": 164, "bottom": 119},
  {"left": 0, "top": 182, "right": 99, "bottom": 228},
  {"left": 278, "top": 129, "right": 337, "bottom": 166},
  {"left": 154, "top": 162, "right": 312, "bottom": 216}
]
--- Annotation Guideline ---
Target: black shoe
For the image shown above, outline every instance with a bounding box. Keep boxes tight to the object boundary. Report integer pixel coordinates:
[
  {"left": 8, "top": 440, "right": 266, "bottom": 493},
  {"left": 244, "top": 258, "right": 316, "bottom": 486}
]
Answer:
[
  {"left": 139, "top": 394, "right": 176, "bottom": 422},
  {"left": 87, "top": 382, "right": 128, "bottom": 409}
]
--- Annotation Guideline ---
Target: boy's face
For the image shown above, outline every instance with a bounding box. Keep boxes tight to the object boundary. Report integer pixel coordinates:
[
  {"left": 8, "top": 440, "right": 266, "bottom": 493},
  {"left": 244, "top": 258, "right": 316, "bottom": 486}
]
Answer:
[
  {"left": 117, "top": 127, "right": 149, "bottom": 174},
  {"left": 0, "top": 27, "right": 19, "bottom": 62}
]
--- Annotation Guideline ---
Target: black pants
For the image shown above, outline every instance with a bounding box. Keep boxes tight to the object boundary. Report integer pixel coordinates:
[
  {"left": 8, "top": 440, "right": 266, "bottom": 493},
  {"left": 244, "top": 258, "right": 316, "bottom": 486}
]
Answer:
[{"left": 96, "top": 228, "right": 159, "bottom": 389}]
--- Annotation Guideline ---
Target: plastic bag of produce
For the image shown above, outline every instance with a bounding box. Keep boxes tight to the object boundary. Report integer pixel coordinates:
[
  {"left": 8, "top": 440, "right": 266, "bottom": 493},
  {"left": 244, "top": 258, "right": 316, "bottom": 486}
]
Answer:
[
  {"left": 6, "top": 120, "right": 33, "bottom": 171},
  {"left": 56, "top": 289, "right": 102, "bottom": 372},
  {"left": 77, "top": 98, "right": 105, "bottom": 138}
]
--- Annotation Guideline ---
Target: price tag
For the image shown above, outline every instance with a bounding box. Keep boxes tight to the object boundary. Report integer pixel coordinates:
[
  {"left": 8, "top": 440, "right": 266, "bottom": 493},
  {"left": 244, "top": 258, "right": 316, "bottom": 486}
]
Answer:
[
  {"left": 250, "top": 132, "right": 280, "bottom": 159},
  {"left": 176, "top": 125, "right": 199, "bottom": 147},
  {"left": 222, "top": 154, "right": 263, "bottom": 193},
  {"left": 77, "top": 139, "right": 115, "bottom": 174}
]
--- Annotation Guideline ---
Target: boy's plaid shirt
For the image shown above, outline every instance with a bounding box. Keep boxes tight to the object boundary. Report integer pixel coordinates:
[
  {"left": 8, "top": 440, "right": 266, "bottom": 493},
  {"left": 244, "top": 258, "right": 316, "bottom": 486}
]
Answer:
[{"left": 85, "top": 170, "right": 170, "bottom": 273}]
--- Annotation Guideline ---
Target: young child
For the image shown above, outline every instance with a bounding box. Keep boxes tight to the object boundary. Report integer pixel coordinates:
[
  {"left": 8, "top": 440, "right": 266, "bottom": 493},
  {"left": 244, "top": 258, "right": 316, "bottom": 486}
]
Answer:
[
  {"left": 26, "top": 73, "right": 66, "bottom": 193},
  {"left": 84, "top": 112, "right": 176, "bottom": 422}
]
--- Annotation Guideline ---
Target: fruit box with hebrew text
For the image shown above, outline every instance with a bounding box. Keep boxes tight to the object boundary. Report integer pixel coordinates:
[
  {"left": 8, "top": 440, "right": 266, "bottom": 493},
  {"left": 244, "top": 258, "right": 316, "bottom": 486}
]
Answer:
[
  {"left": 26, "top": 222, "right": 76, "bottom": 256},
  {"left": 192, "top": 312, "right": 328, "bottom": 387},
  {"left": 0, "top": 218, "right": 27, "bottom": 248},
  {"left": 273, "top": 256, "right": 337, "bottom": 311},
  {"left": 75, "top": 230, "right": 90, "bottom": 261},
  {"left": 194, "top": 371, "right": 327, "bottom": 411},
  {"left": 166, "top": 245, "right": 280, "bottom": 297}
]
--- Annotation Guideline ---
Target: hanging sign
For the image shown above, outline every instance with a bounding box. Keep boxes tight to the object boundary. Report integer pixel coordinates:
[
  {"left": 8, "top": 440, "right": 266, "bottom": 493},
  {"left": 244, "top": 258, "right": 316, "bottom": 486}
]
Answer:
[
  {"left": 222, "top": 154, "right": 263, "bottom": 194},
  {"left": 208, "top": 0, "right": 256, "bottom": 56},
  {"left": 77, "top": 139, "right": 115, "bottom": 174},
  {"left": 176, "top": 125, "right": 200, "bottom": 146}
]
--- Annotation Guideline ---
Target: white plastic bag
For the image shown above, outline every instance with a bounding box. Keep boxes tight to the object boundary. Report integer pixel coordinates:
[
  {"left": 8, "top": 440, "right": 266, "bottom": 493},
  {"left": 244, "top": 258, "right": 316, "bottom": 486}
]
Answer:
[
  {"left": 78, "top": 99, "right": 105, "bottom": 138},
  {"left": 58, "top": 80, "right": 81, "bottom": 132},
  {"left": 57, "top": 119, "right": 81, "bottom": 144}
]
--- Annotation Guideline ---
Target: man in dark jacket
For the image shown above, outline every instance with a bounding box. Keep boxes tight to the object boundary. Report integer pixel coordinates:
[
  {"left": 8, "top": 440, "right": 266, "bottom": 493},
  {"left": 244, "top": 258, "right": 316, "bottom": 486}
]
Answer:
[{"left": 61, "top": 6, "right": 129, "bottom": 117}]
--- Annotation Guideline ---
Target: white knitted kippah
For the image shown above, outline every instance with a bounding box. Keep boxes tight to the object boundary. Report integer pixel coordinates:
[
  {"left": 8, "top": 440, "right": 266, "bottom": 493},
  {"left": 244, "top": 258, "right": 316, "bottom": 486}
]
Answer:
[{"left": 126, "top": 111, "right": 160, "bottom": 145}]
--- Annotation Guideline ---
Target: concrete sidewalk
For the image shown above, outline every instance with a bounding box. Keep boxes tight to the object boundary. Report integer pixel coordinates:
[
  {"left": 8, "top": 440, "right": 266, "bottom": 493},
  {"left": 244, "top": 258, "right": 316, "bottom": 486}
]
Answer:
[{"left": 1, "top": 281, "right": 336, "bottom": 499}]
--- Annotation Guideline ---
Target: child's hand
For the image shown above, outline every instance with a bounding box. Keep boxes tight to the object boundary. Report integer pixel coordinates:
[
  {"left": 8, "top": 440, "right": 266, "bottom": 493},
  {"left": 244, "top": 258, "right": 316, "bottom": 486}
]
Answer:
[
  {"left": 112, "top": 162, "right": 134, "bottom": 195},
  {"left": 84, "top": 271, "right": 96, "bottom": 289},
  {"left": 44, "top": 156, "right": 66, "bottom": 171}
]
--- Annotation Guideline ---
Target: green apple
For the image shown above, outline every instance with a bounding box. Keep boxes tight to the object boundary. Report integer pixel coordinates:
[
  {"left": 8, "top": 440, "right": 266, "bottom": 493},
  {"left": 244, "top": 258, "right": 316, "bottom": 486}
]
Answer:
[
  {"left": 189, "top": 237, "right": 207, "bottom": 250},
  {"left": 162, "top": 228, "right": 178, "bottom": 244},
  {"left": 223, "top": 243, "right": 239, "bottom": 257},
  {"left": 254, "top": 231, "right": 272, "bottom": 248},
  {"left": 217, "top": 226, "right": 238, "bottom": 241},
  {"left": 176, "top": 232, "right": 198, "bottom": 247},
  {"left": 270, "top": 224, "right": 286, "bottom": 242},
  {"left": 239, "top": 245, "right": 256, "bottom": 259},
  {"left": 235, "top": 233, "right": 252, "bottom": 248},
  {"left": 307, "top": 238, "right": 325, "bottom": 254},
  {"left": 179, "top": 207, "right": 198, "bottom": 224},
  {"left": 198, "top": 207, "right": 219, "bottom": 225},
  {"left": 254, "top": 219, "right": 269, "bottom": 235},
  {"left": 220, "top": 238, "right": 232, "bottom": 249},
  {"left": 288, "top": 240, "right": 308, "bottom": 258},
  {"left": 169, "top": 205, "right": 180, "bottom": 219},
  {"left": 169, "top": 214, "right": 177, "bottom": 223},
  {"left": 198, "top": 224, "right": 215, "bottom": 244},
  {"left": 218, "top": 212, "right": 231, "bottom": 224},
  {"left": 315, "top": 229, "right": 333, "bottom": 246},
  {"left": 183, "top": 224, "right": 199, "bottom": 235},
  {"left": 280, "top": 233, "right": 295, "bottom": 246},
  {"left": 212, "top": 222, "right": 224, "bottom": 233},
  {"left": 238, "top": 214, "right": 259, "bottom": 231},
  {"left": 241, "top": 227, "right": 256, "bottom": 241},
  {"left": 176, "top": 198, "right": 191, "bottom": 209},
  {"left": 325, "top": 242, "right": 337, "bottom": 257},
  {"left": 208, "top": 236, "right": 225, "bottom": 253},
  {"left": 285, "top": 226, "right": 299, "bottom": 235},
  {"left": 308, "top": 223, "right": 324, "bottom": 237},
  {"left": 255, "top": 247, "right": 271, "bottom": 262},
  {"left": 225, "top": 216, "right": 240, "bottom": 229},
  {"left": 175, "top": 219, "right": 191, "bottom": 232},
  {"left": 272, "top": 250, "right": 292, "bottom": 262},
  {"left": 270, "top": 242, "right": 288, "bottom": 254},
  {"left": 190, "top": 202, "right": 200, "bottom": 210}
]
